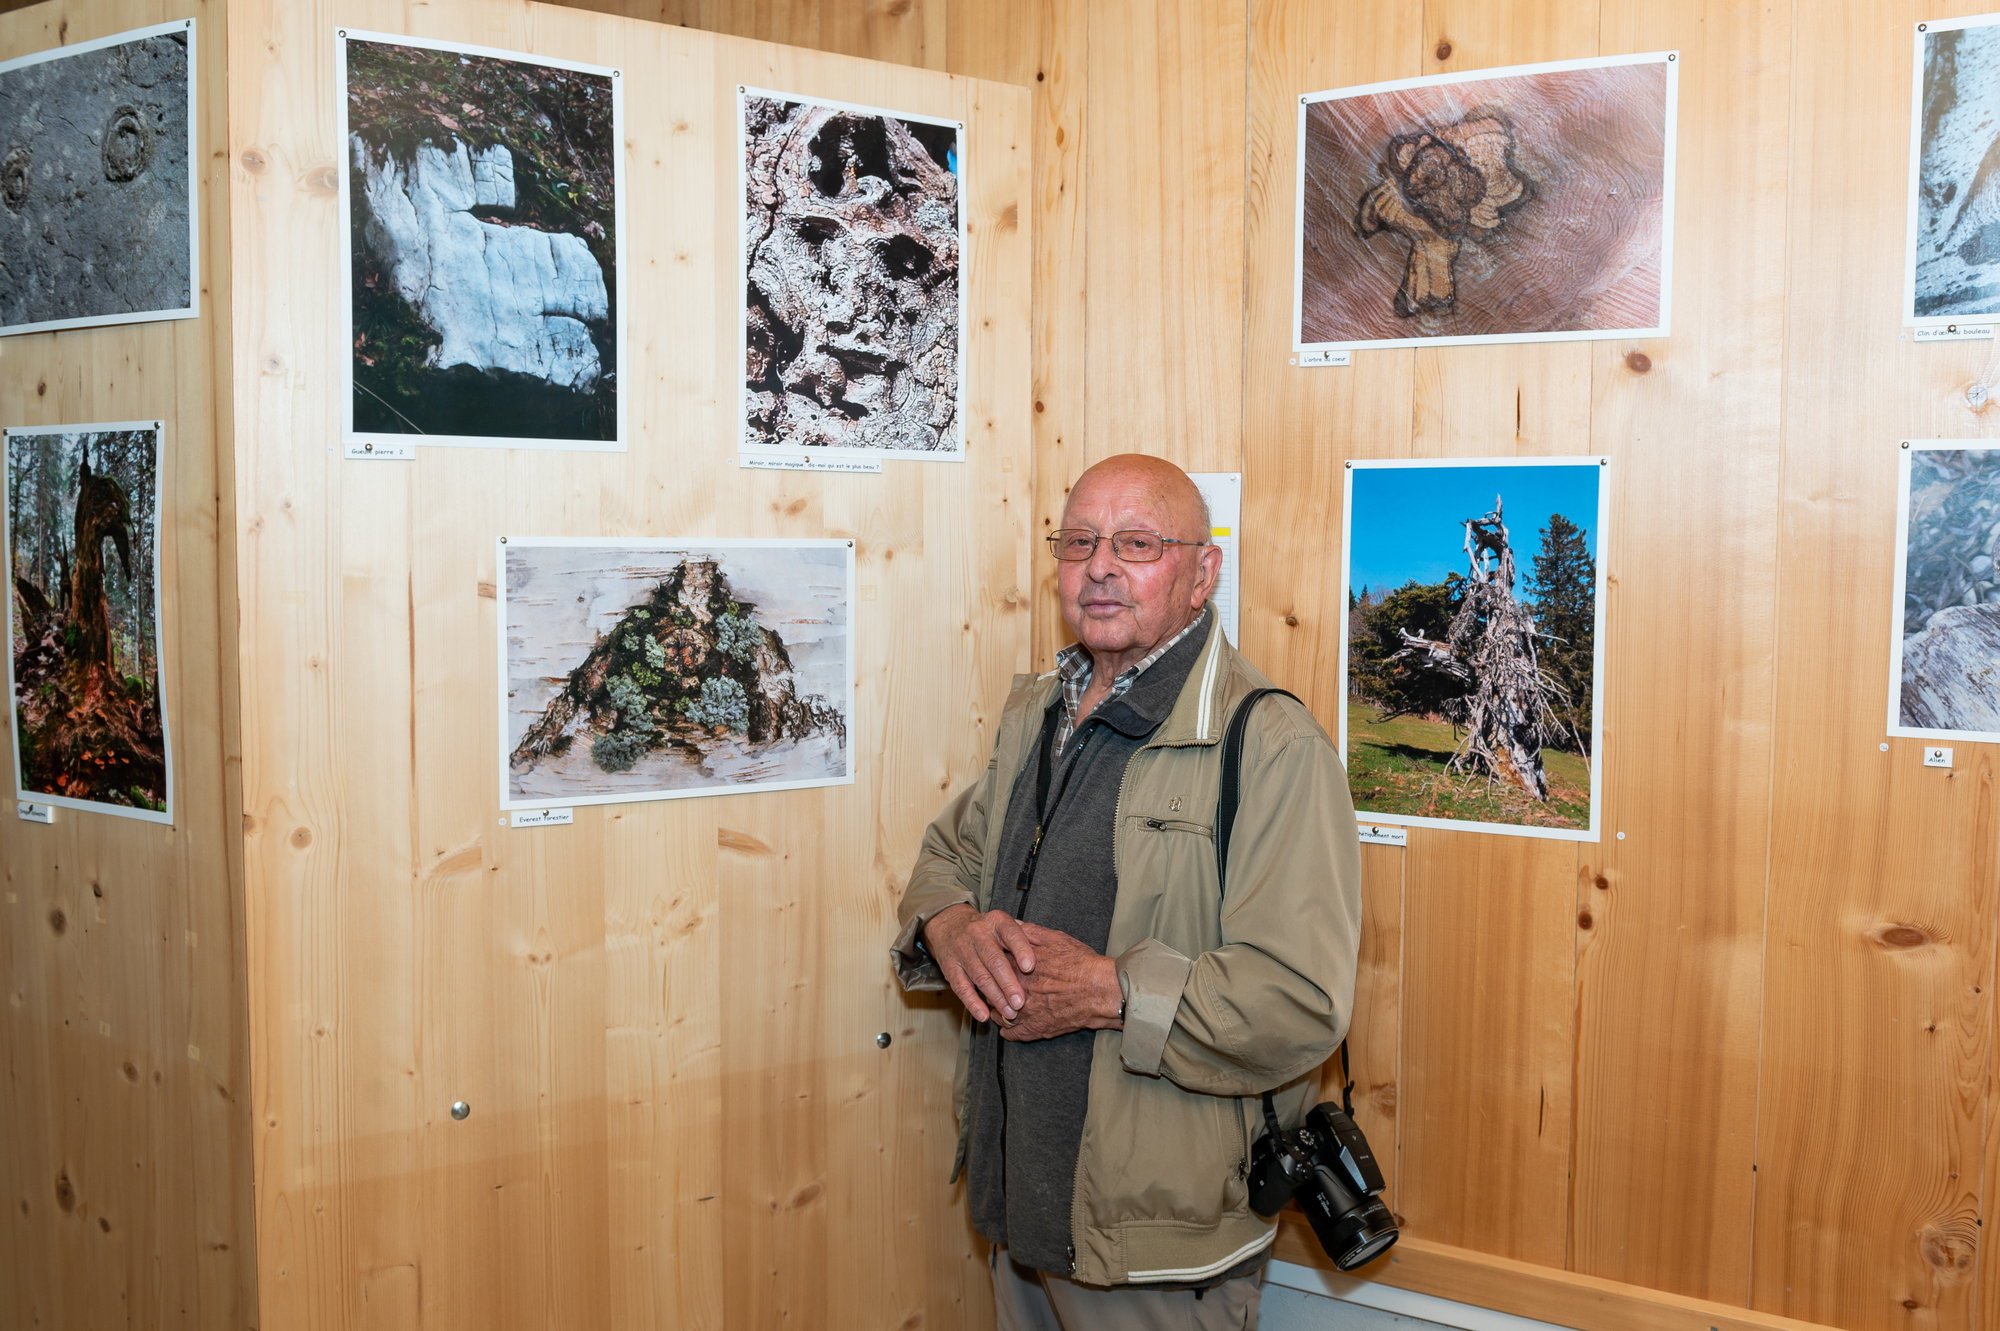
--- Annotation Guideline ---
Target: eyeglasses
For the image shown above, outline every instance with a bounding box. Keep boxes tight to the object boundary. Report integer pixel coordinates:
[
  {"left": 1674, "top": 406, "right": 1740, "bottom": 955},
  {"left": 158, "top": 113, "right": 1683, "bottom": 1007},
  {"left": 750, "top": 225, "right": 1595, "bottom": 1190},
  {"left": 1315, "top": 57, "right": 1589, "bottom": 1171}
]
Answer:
[{"left": 1046, "top": 528, "right": 1209, "bottom": 563}]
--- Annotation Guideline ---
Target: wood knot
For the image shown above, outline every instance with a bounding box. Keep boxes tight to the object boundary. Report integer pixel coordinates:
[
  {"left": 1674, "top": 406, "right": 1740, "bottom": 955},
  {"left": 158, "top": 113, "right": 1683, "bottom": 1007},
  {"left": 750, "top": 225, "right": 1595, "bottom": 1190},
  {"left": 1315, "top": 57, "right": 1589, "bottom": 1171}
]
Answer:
[
  {"left": 1434, "top": 39, "right": 1453, "bottom": 60},
  {"left": 97, "top": 1217, "right": 111, "bottom": 1233},
  {"left": 718, "top": 828, "right": 775, "bottom": 856},
  {"left": 121, "top": 1062, "right": 139, "bottom": 1083},
  {"left": 1594, "top": 873, "right": 1610, "bottom": 891},
  {"left": 289, "top": 826, "right": 313, "bottom": 849},
  {"left": 1873, "top": 922, "right": 1934, "bottom": 950},
  {"left": 1624, "top": 351, "right": 1651, "bottom": 374},
  {"left": 239, "top": 149, "right": 267, "bottom": 175},
  {"left": 1036, "top": 70, "right": 1045, "bottom": 82},
  {"left": 1918, "top": 1219, "right": 1977, "bottom": 1273},
  {"left": 1034, "top": 400, "right": 1045, "bottom": 413},
  {"left": 1576, "top": 910, "right": 1593, "bottom": 930},
  {"left": 788, "top": 1181, "right": 823, "bottom": 1208},
  {"left": 1284, "top": 614, "right": 1299, "bottom": 627},
  {"left": 35, "top": 380, "right": 46, "bottom": 397},
  {"left": 47, "top": 908, "right": 66, "bottom": 936},
  {"left": 54, "top": 1172, "right": 74, "bottom": 1212}
]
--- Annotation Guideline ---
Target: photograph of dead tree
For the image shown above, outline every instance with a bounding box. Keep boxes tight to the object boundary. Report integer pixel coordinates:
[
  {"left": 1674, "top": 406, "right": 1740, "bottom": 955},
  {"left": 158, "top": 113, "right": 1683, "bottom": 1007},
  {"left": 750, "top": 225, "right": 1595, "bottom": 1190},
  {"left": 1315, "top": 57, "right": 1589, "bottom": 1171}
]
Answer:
[
  {"left": 741, "top": 89, "right": 962, "bottom": 458},
  {"left": 1908, "top": 16, "right": 2000, "bottom": 323},
  {"left": 1298, "top": 53, "right": 1674, "bottom": 351},
  {"left": 502, "top": 539, "right": 852, "bottom": 807},
  {"left": 5, "top": 424, "right": 170, "bottom": 822},
  {"left": 1891, "top": 443, "right": 2000, "bottom": 741},
  {"left": 340, "top": 33, "right": 621, "bottom": 449},
  {"left": 0, "top": 21, "right": 196, "bottom": 337},
  {"left": 1341, "top": 459, "right": 1605, "bottom": 839}
]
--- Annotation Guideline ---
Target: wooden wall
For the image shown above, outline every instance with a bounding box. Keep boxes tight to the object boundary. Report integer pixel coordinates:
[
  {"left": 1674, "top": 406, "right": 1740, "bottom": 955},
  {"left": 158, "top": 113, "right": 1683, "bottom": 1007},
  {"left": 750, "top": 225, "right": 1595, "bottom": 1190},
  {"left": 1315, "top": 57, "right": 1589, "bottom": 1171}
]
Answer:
[
  {"left": 225, "top": 3, "right": 1029, "bottom": 1329},
  {"left": 0, "top": 2, "right": 257, "bottom": 1329}
]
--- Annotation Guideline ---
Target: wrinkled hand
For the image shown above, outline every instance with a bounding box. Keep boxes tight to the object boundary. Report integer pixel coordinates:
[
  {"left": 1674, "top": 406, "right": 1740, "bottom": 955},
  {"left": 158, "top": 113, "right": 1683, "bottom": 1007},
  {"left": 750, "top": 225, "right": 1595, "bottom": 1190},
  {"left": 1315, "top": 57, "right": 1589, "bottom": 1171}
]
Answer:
[
  {"left": 923, "top": 903, "right": 1036, "bottom": 1024},
  {"left": 999, "top": 921, "right": 1123, "bottom": 1042}
]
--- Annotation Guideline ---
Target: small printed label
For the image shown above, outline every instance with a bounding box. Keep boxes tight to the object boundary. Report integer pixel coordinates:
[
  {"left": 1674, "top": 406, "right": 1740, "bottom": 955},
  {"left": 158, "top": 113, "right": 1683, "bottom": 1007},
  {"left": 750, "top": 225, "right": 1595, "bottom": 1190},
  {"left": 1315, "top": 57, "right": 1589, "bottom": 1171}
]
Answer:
[
  {"left": 1294, "top": 349, "right": 1354, "bottom": 368},
  {"left": 1914, "top": 324, "right": 1995, "bottom": 342},
  {"left": 1924, "top": 746, "right": 1954, "bottom": 769},
  {"left": 740, "top": 453, "right": 883, "bottom": 474},
  {"left": 1356, "top": 823, "right": 1408, "bottom": 846},
  {"left": 16, "top": 802, "right": 54, "bottom": 824},
  {"left": 343, "top": 440, "right": 417, "bottom": 461},
  {"left": 511, "top": 807, "right": 576, "bottom": 828}
]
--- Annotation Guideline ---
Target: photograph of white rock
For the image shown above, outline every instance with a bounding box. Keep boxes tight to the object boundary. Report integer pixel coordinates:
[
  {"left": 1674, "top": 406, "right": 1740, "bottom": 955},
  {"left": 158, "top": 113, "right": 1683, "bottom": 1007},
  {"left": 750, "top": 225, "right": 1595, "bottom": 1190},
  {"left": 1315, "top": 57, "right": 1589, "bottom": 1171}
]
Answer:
[
  {"left": 1890, "top": 442, "right": 2000, "bottom": 741},
  {"left": 0, "top": 21, "right": 197, "bottom": 337},
  {"left": 339, "top": 32, "right": 623, "bottom": 450},
  {"left": 501, "top": 538, "right": 854, "bottom": 808},
  {"left": 1908, "top": 15, "right": 2000, "bottom": 324},
  {"left": 741, "top": 88, "right": 962, "bottom": 462}
]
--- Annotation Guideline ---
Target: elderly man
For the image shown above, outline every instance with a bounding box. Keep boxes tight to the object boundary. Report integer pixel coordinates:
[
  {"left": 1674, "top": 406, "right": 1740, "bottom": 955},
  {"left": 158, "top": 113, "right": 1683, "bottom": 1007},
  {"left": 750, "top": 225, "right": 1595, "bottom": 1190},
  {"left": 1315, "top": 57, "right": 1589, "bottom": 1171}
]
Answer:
[{"left": 892, "top": 454, "right": 1363, "bottom": 1329}]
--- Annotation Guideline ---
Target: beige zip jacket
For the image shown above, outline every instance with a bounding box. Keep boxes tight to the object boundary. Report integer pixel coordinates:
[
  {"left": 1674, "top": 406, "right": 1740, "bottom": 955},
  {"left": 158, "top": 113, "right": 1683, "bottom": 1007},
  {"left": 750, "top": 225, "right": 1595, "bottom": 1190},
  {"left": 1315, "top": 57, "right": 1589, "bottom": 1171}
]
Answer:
[{"left": 892, "top": 615, "right": 1364, "bottom": 1286}]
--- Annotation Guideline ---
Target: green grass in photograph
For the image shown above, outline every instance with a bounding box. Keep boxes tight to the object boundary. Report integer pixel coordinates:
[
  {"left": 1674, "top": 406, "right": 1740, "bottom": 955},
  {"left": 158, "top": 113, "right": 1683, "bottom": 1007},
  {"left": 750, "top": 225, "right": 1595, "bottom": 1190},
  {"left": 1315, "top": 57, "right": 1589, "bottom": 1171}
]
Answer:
[{"left": 1346, "top": 703, "right": 1590, "bottom": 830}]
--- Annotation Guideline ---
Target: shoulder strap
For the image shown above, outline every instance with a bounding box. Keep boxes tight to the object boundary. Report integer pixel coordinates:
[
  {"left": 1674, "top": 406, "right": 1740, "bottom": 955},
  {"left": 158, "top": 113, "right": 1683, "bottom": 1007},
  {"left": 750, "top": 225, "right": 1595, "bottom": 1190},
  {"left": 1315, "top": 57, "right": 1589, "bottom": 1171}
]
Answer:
[{"left": 1216, "top": 687, "right": 1357, "bottom": 1120}]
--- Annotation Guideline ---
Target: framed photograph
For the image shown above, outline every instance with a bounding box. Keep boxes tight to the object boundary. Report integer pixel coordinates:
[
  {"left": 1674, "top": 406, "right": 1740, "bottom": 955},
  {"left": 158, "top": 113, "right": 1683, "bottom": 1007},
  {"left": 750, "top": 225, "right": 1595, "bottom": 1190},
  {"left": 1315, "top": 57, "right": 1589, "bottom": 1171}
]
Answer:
[
  {"left": 0, "top": 20, "right": 198, "bottom": 337},
  {"left": 1906, "top": 15, "right": 2000, "bottom": 326},
  {"left": 1296, "top": 52, "right": 1676, "bottom": 353},
  {"left": 4, "top": 422, "right": 171, "bottom": 823},
  {"left": 500, "top": 537, "right": 855, "bottom": 809},
  {"left": 337, "top": 30, "right": 625, "bottom": 451},
  {"left": 1889, "top": 441, "right": 2000, "bottom": 741},
  {"left": 739, "top": 86, "right": 964, "bottom": 467},
  {"left": 1339, "top": 457, "right": 1608, "bottom": 840}
]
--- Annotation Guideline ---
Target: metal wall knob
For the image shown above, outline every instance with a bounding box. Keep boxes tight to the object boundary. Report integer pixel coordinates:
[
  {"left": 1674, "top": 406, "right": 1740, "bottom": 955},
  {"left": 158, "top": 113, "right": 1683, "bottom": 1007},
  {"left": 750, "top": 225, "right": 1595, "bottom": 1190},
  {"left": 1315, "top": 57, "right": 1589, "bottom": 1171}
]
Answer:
[{"left": 450, "top": 1100, "right": 471, "bottom": 1121}]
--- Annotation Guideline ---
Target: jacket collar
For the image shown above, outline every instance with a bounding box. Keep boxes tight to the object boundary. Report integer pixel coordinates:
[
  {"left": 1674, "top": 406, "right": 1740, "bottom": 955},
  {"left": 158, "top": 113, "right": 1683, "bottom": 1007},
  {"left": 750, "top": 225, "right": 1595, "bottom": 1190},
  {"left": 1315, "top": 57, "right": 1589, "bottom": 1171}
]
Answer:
[{"left": 1148, "top": 608, "right": 1235, "bottom": 748}]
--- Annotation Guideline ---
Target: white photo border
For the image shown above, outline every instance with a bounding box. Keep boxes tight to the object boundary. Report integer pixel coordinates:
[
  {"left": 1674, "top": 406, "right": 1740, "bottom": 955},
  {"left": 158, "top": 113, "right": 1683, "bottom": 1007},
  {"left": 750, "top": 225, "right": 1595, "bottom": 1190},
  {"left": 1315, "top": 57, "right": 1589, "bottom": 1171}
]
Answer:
[
  {"left": 496, "top": 535, "right": 858, "bottom": 811},
  {"left": 1337, "top": 454, "right": 1610, "bottom": 842},
  {"left": 1887, "top": 439, "right": 2000, "bottom": 743},
  {"left": 1293, "top": 50, "right": 1678, "bottom": 354},
  {"left": 736, "top": 84, "right": 968, "bottom": 467},
  {"left": 1903, "top": 15, "right": 2000, "bottom": 329},
  {"left": 2, "top": 420, "right": 174, "bottom": 824},
  {"left": 335, "top": 28, "right": 628, "bottom": 453},
  {"left": 0, "top": 19, "right": 200, "bottom": 339}
]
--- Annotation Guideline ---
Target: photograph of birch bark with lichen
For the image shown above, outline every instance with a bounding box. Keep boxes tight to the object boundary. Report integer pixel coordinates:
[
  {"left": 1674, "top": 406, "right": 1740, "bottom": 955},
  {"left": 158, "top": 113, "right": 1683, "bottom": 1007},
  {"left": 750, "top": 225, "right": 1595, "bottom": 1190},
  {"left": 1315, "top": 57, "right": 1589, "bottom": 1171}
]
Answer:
[
  {"left": 1343, "top": 460, "right": 1604, "bottom": 838},
  {"left": 6, "top": 425, "right": 171, "bottom": 822},
  {"left": 1300, "top": 56, "right": 1671, "bottom": 350},
  {"left": 503, "top": 541, "right": 852, "bottom": 807},
  {"left": 1893, "top": 445, "right": 2000, "bottom": 740},
  {"left": 1910, "top": 18, "right": 2000, "bottom": 321},
  {"left": 342, "top": 35, "right": 620, "bottom": 447},
  {"left": 742, "top": 91, "right": 961, "bottom": 457},
  {"left": 0, "top": 23, "right": 193, "bottom": 336}
]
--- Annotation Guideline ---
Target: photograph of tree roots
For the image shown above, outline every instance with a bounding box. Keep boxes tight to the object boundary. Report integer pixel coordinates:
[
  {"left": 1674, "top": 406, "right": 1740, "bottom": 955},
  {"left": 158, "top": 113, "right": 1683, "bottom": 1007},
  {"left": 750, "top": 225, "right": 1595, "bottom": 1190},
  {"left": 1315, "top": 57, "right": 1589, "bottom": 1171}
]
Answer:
[
  {"left": 5, "top": 425, "right": 170, "bottom": 821},
  {"left": 1299, "top": 54, "right": 1671, "bottom": 351},
  {"left": 742, "top": 90, "right": 961, "bottom": 458},
  {"left": 0, "top": 22, "right": 194, "bottom": 336},
  {"left": 1342, "top": 460, "right": 1604, "bottom": 838},
  {"left": 342, "top": 35, "right": 620, "bottom": 448},
  {"left": 1909, "top": 16, "right": 2000, "bottom": 322},
  {"left": 502, "top": 540, "right": 852, "bottom": 807},
  {"left": 1892, "top": 443, "right": 2000, "bottom": 741}
]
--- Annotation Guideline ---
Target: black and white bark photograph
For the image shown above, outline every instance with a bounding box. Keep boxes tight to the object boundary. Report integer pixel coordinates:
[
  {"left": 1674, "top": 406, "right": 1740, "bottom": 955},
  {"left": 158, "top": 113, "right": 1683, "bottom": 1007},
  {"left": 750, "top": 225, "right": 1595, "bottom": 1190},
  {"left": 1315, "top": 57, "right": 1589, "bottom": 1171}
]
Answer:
[
  {"left": 0, "top": 20, "right": 196, "bottom": 337},
  {"left": 1341, "top": 457, "right": 1606, "bottom": 839},
  {"left": 741, "top": 88, "right": 962, "bottom": 460},
  {"left": 502, "top": 538, "right": 853, "bottom": 807},
  {"left": 5, "top": 423, "right": 171, "bottom": 822},
  {"left": 1891, "top": 442, "right": 2000, "bottom": 740},
  {"left": 340, "top": 32, "right": 622, "bottom": 449},
  {"left": 1908, "top": 15, "right": 2000, "bottom": 323}
]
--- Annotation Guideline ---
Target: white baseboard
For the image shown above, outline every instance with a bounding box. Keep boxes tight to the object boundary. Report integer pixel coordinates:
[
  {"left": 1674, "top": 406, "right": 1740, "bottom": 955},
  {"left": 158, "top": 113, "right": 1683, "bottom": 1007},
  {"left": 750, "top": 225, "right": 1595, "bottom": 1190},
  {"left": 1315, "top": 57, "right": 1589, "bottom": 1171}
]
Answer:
[{"left": 1266, "top": 1259, "right": 1574, "bottom": 1331}]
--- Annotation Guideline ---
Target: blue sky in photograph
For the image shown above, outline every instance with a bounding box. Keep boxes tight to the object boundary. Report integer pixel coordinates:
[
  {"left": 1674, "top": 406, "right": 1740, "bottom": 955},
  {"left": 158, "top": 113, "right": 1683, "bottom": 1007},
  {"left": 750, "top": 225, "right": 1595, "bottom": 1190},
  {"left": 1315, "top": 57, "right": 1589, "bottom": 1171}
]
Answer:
[{"left": 1347, "top": 463, "right": 1601, "bottom": 597}]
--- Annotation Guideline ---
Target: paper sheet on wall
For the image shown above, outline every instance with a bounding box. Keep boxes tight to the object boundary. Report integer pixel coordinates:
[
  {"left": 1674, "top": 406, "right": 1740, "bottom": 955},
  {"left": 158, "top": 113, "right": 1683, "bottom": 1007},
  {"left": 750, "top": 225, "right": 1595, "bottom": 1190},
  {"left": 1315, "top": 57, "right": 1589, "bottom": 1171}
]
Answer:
[{"left": 1191, "top": 472, "right": 1241, "bottom": 645}]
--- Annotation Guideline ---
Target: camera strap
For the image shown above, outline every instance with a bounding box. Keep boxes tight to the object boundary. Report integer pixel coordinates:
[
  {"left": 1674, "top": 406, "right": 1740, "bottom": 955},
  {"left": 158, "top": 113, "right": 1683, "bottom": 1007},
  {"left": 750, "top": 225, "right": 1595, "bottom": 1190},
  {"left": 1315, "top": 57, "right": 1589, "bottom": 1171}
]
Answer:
[{"left": 1215, "top": 688, "right": 1357, "bottom": 1127}]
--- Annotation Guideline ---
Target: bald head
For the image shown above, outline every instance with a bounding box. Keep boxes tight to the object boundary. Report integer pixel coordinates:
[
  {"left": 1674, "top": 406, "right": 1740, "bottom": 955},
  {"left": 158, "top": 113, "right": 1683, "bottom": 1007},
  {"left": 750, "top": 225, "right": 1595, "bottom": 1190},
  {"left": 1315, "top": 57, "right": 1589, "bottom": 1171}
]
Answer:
[{"left": 1063, "top": 454, "right": 1210, "bottom": 540}]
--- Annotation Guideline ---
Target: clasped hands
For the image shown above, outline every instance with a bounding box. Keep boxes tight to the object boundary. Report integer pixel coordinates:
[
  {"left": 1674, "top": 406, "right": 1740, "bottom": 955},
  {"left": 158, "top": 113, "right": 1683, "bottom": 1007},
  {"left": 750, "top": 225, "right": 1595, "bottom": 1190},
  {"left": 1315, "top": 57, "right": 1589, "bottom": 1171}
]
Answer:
[{"left": 922, "top": 903, "right": 1123, "bottom": 1041}]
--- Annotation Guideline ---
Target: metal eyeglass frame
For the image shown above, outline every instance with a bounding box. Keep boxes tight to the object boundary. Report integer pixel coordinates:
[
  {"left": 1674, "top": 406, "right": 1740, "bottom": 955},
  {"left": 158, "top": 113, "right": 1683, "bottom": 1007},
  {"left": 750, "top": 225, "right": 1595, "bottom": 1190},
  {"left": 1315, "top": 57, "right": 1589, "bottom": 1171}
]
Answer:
[{"left": 1045, "top": 528, "right": 1210, "bottom": 563}]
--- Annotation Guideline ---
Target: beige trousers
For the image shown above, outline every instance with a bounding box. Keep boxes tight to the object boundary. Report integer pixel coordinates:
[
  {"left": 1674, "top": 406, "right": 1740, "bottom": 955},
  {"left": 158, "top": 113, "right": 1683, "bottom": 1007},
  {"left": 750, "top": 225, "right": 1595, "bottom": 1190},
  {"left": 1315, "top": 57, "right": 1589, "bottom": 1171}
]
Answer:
[{"left": 991, "top": 1250, "right": 1264, "bottom": 1331}]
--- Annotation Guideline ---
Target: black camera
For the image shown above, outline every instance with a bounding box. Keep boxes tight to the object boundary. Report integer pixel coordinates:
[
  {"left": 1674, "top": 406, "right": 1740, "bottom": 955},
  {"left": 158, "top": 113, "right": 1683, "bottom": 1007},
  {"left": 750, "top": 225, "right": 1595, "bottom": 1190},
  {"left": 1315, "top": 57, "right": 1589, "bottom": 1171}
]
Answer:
[{"left": 1247, "top": 1099, "right": 1398, "bottom": 1271}]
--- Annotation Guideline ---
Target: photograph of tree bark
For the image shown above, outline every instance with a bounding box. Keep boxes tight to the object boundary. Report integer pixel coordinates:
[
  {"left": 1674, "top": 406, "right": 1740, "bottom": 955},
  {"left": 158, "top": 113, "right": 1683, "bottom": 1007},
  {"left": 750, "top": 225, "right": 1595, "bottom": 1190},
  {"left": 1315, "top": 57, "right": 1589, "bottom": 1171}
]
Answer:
[
  {"left": 502, "top": 540, "right": 852, "bottom": 808},
  {"left": 0, "top": 22, "right": 195, "bottom": 336},
  {"left": 1342, "top": 460, "right": 1604, "bottom": 838},
  {"left": 1891, "top": 443, "right": 2000, "bottom": 741},
  {"left": 1909, "top": 16, "right": 2000, "bottom": 323},
  {"left": 5, "top": 424, "right": 170, "bottom": 821},
  {"left": 1299, "top": 54, "right": 1672, "bottom": 351},
  {"left": 742, "top": 90, "right": 961, "bottom": 459},
  {"left": 341, "top": 34, "right": 620, "bottom": 448}
]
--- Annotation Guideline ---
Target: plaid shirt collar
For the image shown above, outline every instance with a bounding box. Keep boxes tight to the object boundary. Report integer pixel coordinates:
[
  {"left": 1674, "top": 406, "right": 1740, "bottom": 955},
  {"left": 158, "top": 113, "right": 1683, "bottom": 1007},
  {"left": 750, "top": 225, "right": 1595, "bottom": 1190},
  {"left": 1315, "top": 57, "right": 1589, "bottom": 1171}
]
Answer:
[{"left": 1052, "top": 606, "right": 1210, "bottom": 756}]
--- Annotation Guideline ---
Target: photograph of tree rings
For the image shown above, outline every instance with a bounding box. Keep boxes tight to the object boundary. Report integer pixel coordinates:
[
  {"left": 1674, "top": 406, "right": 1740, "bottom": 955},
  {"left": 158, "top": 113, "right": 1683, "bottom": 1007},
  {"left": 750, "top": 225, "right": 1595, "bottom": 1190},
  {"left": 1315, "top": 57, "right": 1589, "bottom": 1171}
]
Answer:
[
  {"left": 501, "top": 538, "right": 854, "bottom": 808},
  {"left": 1907, "top": 15, "right": 2000, "bottom": 325},
  {"left": 0, "top": 20, "right": 198, "bottom": 337},
  {"left": 740, "top": 87, "right": 963, "bottom": 464},
  {"left": 339, "top": 31, "right": 623, "bottom": 450},
  {"left": 1340, "top": 457, "right": 1607, "bottom": 840},
  {"left": 1297, "top": 52, "right": 1675, "bottom": 353},
  {"left": 5, "top": 423, "right": 172, "bottom": 823},
  {"left": 1889, "top": 441, "right": 2000, "bottom": 742}
]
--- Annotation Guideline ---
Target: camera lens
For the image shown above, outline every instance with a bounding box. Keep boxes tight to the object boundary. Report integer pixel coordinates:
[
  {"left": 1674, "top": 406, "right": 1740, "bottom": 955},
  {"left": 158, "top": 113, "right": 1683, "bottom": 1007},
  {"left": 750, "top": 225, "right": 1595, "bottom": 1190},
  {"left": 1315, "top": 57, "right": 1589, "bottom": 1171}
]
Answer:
[{"left": 1302, "top": 1189, "right": 1399, "bottom": 1272}]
